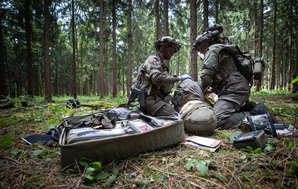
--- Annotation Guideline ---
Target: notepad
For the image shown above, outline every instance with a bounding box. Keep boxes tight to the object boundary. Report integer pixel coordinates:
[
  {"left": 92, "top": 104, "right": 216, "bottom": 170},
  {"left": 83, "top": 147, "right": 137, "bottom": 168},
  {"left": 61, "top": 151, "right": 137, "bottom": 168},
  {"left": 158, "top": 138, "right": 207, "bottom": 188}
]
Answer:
[{"left": 185, "top": 136, "right": 222, "bottom": 152}]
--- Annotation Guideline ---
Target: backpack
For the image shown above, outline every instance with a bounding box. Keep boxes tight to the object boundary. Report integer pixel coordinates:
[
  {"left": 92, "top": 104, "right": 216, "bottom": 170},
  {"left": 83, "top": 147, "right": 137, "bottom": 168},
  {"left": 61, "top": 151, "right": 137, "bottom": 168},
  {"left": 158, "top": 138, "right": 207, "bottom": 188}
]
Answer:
[{"left": 223, "top": 45, "right": 255, "bottom": 86}]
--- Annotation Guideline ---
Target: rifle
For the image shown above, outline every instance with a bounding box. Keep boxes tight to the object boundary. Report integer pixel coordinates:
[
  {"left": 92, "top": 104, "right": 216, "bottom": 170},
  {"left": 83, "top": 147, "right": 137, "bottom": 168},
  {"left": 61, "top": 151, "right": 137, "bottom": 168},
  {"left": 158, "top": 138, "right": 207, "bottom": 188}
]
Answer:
[
  {"left": 126, "top": 87, "right": 146, "bottom": 108},
  {"left": 126, "top": 64, "right": 146, "bottom": 108}
]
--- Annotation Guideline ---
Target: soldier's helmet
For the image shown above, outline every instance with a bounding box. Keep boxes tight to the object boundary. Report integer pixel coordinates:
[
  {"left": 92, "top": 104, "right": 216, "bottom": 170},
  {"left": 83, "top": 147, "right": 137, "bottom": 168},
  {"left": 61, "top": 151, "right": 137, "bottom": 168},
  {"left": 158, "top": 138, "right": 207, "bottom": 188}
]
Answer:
[
  {"left": 154, "top": 36, "right": 182, "bottom": 53},
  {"left": 192, "top": 24, "right": 223, "bottom": 51}
]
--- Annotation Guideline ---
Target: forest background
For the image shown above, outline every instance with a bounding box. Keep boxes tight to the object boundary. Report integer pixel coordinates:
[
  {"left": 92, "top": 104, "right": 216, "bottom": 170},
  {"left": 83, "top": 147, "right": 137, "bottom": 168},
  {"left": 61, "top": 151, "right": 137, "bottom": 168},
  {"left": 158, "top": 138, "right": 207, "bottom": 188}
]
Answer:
[{"left": 0, "top": 0, "right": 297, "bottom": 101}]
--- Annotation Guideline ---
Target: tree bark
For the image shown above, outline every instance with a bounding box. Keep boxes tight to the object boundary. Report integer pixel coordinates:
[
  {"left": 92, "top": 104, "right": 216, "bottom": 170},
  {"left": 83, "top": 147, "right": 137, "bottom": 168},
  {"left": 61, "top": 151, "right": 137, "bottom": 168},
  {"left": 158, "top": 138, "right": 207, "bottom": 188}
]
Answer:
[
  {"left": 0, "top": 10, "right": 7, "bottom": 98},
  {"left": 189, "top": 0, "right": 198, "bottom": 81},
  {"left": 71, "top": 0, "right": 77, "bottom": 99},
  {"left": 25, "top": 0, "right": 33, "bottom": 96},
  {"left": 253, "top": 0, "right": 259, "bottom": 57},
  {"left": 293, "top": 25, "right": 298, "bottom": 93},
  {"left": 112, "top": 0, "right": 117, "bottom": 97},
  {"left": 255, "top": 0, "right": 264, "bottom": 91},
  {"left": 163, "top": 0, "right": 169, "bottom": 35},
  {"left": 203, "top": 0, "right": 208, "bottom": 29},
  {"left": 270, "top": 0, "right": 277, "bottom": 90},
  {"left": 127, "top": 0, "right": 132, "bottom": 96},
  {"left": 155, "top": 0, "right": 160, "bottom": 40},
  {"left": 44, "top": 0, "right": 52, "bottom": 102},
  {"left": 99, "top": 0, "right": 105, "bottom": 97},
  {"left": 215, "top": 0, "right": 219, "bottom": 23}
]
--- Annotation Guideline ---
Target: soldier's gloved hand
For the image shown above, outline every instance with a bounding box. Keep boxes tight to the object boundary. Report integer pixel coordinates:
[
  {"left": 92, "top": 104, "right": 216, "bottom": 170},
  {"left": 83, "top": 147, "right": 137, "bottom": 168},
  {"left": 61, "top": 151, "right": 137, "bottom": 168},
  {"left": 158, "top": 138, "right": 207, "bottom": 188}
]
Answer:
[{"left": 179, "top": 74, "right": 192, "bottom": 81}]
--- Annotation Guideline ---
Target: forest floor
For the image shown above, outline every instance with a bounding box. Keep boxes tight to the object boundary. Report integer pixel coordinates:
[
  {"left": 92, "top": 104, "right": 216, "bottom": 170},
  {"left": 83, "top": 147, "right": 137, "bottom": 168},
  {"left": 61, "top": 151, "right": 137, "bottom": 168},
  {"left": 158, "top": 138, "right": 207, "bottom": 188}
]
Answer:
[{"left": 0, "top": 92, "right": 297, "bottom": 189}]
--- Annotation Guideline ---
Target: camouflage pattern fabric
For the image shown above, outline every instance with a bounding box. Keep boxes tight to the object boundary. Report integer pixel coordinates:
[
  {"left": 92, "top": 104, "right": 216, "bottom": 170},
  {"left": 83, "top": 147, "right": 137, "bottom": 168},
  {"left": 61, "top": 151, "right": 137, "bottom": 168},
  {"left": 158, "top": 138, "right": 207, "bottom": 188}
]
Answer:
[
  {"left": 201, "top": 44, "right": 250, "bottom": 129},
  {"left": 139, "top": 54, "right": 179, "bottom": 116}
]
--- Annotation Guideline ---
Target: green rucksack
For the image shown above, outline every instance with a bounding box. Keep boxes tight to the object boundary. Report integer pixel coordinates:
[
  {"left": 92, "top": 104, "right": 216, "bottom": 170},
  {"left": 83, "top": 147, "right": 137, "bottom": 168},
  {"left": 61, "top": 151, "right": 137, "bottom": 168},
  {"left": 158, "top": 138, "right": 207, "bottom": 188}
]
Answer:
[
  {"left": 210, "top": 44, "right": 255, "bottom": 86},
  {"left": 224, "top": 45, "right": 254, "bottom": 86}
]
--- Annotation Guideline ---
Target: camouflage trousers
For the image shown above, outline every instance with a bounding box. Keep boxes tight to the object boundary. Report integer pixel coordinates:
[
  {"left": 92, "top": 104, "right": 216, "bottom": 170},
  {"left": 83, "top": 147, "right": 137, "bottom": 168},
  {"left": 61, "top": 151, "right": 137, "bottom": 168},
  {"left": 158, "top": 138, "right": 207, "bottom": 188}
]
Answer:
[{"left": 143, "top": 95, "right": 177, "bottom": 116}]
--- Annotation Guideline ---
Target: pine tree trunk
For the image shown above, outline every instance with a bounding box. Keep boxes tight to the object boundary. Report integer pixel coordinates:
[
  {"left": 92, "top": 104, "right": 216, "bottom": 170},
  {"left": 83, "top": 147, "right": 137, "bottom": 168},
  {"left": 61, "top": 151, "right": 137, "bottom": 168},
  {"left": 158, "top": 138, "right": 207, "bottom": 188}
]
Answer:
[
  {"left": 255, "top": 0, "right": 264, "bottom": 91},
  {"left": 71, "top": 0, "right": 77, "bottom": 99},
  {"left": 25, "top": 0, "right": 33, "bottom": 96},
  {"left": 0, "top": 10, "right": 7, "bottom": 98},
  {"left": 44, "top": 0, "right": 52, "bottom": 102},
  {"left": 155, "top": 0, "right": 160, "bottom": 40},
  {"left": 253, "top": 0, "right": 258, "bottom": 57},
  {"left": 99, "top": 0, "right": 105, "bottom": 97},
  {"left": 112, "top": 0, "right": 117, "bottom": 97},
  {"left": 189, "top": 0, "right": 198, "bottom": 81},
  {"left": 127, "top": 0, "right": 132, "bottom": 96},
  {"left": 215, "top": 0, "right": 219, "bottom": 23},
  {"left": 203, "top": 0, "right": 208, "bottom": 30},
  {"left": 270, "top": 0, "right": 277, "bottom": 90},
  {"left": 163, "top": 0, "right": 169, "bottom": 35}
]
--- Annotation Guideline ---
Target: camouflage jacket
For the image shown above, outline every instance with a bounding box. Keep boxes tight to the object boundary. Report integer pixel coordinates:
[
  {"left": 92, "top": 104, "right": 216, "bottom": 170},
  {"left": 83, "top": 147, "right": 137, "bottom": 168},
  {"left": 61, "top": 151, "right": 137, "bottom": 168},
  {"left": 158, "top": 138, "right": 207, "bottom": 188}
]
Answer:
[
  {"left": 201, "top": 44, "right": 249, "bottom": 92},
  {"left": 140, "top": 54, "right": 179, "bottom": 98}
]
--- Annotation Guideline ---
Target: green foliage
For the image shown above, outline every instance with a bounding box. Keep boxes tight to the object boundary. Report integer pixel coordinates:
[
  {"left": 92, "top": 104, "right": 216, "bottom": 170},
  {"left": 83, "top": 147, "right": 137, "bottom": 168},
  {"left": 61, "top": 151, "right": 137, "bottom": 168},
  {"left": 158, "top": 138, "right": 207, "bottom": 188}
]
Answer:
[
  {"left": 289, "top": 76, "right": 298, "bottom": 85},
  {"left": 0, "top": 132, "right": 14, "bottom": 149},
  {"left": 135, "top": 178, "right": 150, "bottom": 187},
  {"left": 241, "top": 146, "right": 263, "bottom": 154},
  {"left": 263, "top": 143, "right": 275, "bottom": 153},
  {"left": 288, "top": 161, "right": 298, "bottom": 176},
  {"left": 251, "top": 89, "right": 290, "bottom": 97},
  {"left": 0, "top": 115, "right": 23, "bottom": 127},
  {"left": 104, "top": 170, "right": 118, "bottom": 187},
  {"left": 31, "top": 143, "right": 60, "bottom": 158},
  {"left": 79, "top": 158, "right": 109, "bottom": 184},
  {"left": 185, "top": 158, "right": 211, "bottom": 175}
]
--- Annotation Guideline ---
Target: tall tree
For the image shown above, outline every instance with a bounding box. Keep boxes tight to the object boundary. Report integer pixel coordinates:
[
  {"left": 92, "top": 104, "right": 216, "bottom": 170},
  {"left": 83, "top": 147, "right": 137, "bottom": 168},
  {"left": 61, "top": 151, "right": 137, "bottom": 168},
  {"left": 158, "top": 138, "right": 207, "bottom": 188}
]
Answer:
[
  {"left": 155, "top": 0, "right": 161, "bottom": 40},
  {"left": 253, "top": 0, "right": 259, "bottom": 57},
  {"left": 255, "top": 0, "right": 264, "bottom": 91},
  {"left": 44, "top": 0, "right": 52, "bottom": 102},
  {"left": 127, "top": 0, "right": 132, "bottom": 96},
  {"left": 189, "top": 0, "right": 198, "bottom": 81},
  {"left": 291, "top": 1, "right": 298, "bottom": 93},
  {"left": 259, "top": 0, "right": 263, "bottom": 58},
  {"left": 25, "top": 0, "right": 33, "bottom": 96},
  {"left": 294, "top": 33, "right": 298, "bottom": 93},
  {"left": 99, "top": 0, "right": 105, "bottom": 97},
  {"left": 0, "top": 9, "right": 7, "bottom": 98},
  {"left": 71, "top": 0, "right": 77, "bottom": 99},
  {"left": 112, "top": 0, "right": 117, "bottom": 97},
  {"left": 214, "top": 0, "right": 219, "bottom": 23},
  {"left": 270, "top": 0, "right": 277, "bottom": 90},
  {"left": 203, "top": 0, "right": 208, "bottom": 29},
  {"left": 163, "top": 0, "right": 169, "bottom": 35}
]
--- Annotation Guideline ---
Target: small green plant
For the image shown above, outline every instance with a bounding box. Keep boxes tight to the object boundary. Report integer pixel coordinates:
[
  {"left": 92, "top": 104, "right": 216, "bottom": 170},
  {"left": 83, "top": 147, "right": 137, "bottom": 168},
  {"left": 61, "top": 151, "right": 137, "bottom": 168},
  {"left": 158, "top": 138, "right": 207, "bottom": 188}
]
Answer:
[
  {"left": 288, "top": 161, "right": 298, "bottom": 176},
  {"left": 263, "top": 143, "right": 275, "bottom": 153},
  {"left": 289, "top": 76, "right": 298, "bottom": 86},
  {"left": 31, "top": 143, "right": 60, "bottom": 158},
  {"left": 184, "top": 158, "right": 211, "bottom": 175},
  {"left": 79, "top": 158, "right": 109, "bottom": 183},
  {"left": 0, "top": 132, "right": 14, "bottom": 149},
  {"left": 241, "top": 146, "right": 263, "bottom": 154}
]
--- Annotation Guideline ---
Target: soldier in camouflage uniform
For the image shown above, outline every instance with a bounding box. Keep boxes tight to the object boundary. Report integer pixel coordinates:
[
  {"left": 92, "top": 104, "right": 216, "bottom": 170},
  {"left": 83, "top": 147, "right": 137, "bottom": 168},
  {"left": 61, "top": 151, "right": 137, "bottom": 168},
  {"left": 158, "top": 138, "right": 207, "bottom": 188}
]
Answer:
[
  {"left": 138, "top": 36, "right": 192, "bottom": 116},
  {"left": 192, "top": 24, "right": 251, "bottom": 129}
]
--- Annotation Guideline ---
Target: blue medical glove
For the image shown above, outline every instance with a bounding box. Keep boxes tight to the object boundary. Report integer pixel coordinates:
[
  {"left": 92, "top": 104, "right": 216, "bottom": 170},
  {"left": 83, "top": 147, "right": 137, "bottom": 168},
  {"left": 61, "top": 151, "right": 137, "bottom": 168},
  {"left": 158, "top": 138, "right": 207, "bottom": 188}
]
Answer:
[{"left": 179, "top": 74, "right": 192, "bottom": 81}]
